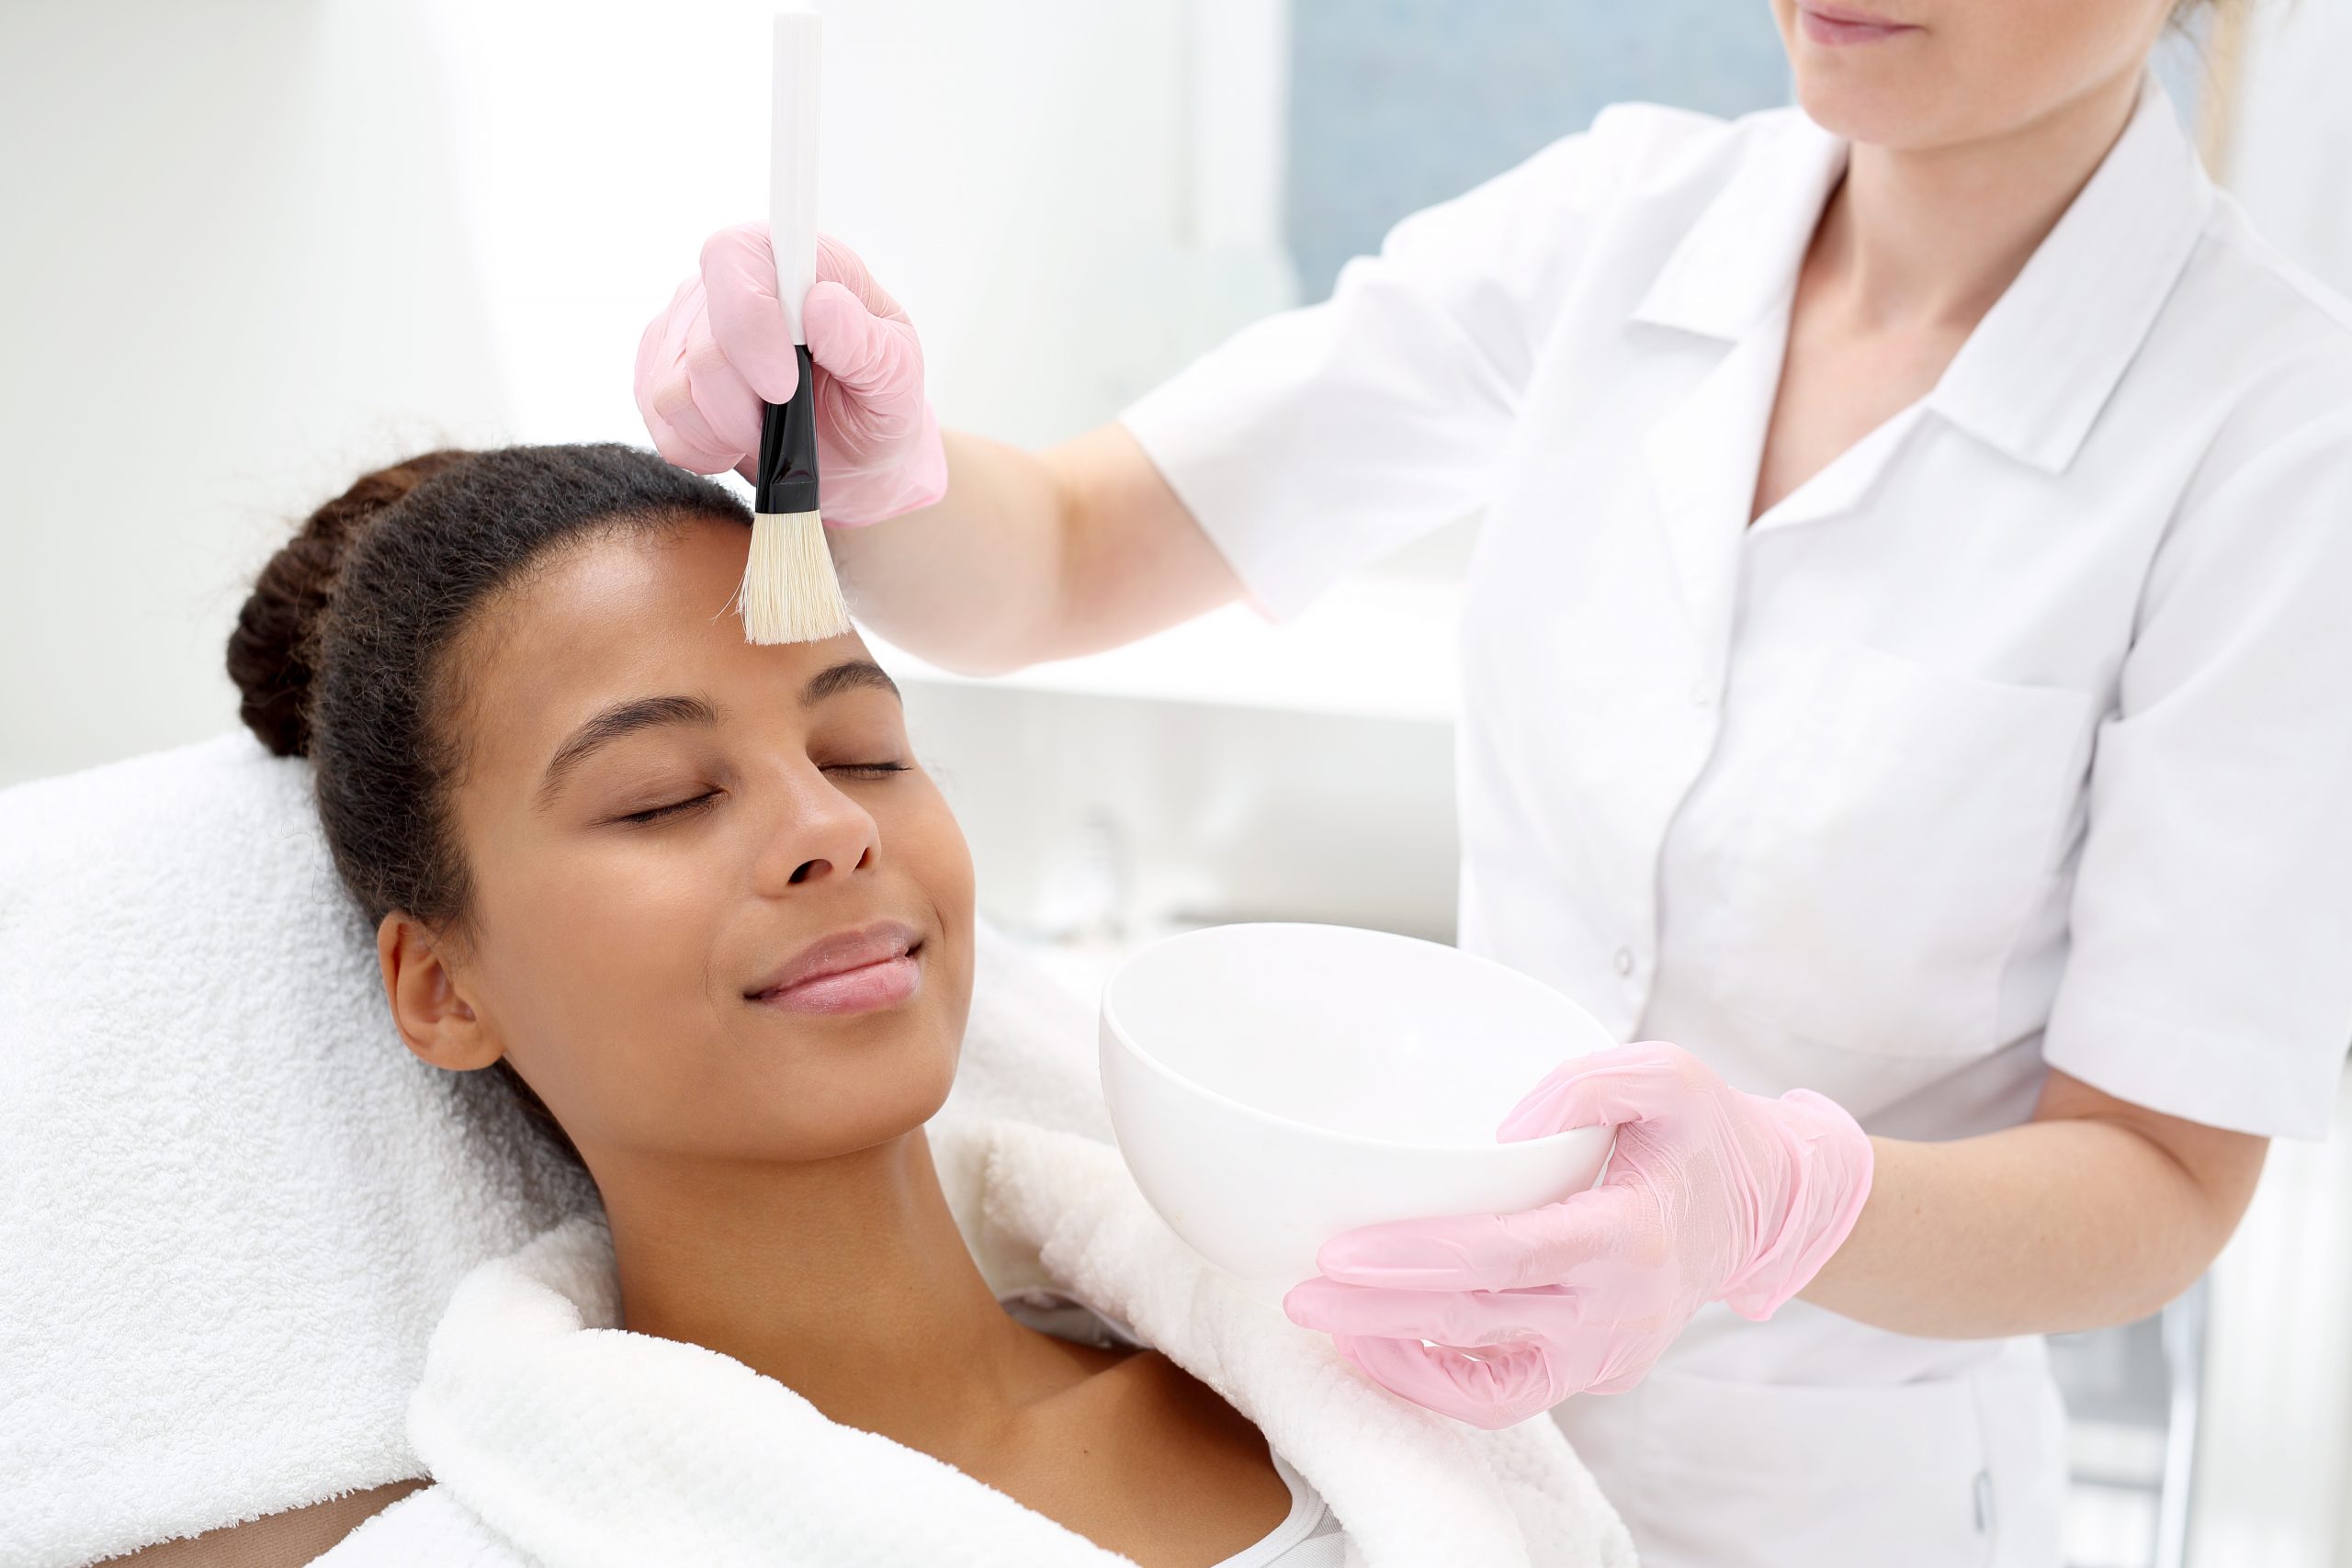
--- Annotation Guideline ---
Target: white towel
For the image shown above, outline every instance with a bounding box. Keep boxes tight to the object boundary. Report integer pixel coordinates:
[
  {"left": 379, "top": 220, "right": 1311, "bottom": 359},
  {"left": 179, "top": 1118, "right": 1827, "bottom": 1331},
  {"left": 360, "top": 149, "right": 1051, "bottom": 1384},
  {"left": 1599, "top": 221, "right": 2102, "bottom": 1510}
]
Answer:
[
  {"left": 0, "top": 733, "right": 1115, "bottom": 1567},
  {"left": 315, "top": 1118, "right": 1634, "bottom": 1568}
]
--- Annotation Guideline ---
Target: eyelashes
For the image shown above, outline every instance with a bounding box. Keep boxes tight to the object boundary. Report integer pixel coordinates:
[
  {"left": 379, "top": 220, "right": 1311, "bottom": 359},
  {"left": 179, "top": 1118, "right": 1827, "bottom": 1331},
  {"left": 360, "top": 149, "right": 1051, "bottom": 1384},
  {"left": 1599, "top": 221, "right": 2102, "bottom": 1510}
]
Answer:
[
  {"left": 620, "top": 792, "right": 718, "bottom": 825},
  {"left": 616, "top": 763, "right": 910, "bottom": 827}
]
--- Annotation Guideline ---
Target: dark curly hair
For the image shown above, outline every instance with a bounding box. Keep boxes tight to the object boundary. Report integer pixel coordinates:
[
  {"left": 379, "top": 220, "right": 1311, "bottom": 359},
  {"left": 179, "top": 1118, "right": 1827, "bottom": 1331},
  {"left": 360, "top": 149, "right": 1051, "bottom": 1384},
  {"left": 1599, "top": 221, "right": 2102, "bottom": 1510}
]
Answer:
[{"left": 226, "top": 443, "right": 752, "bottom": 1162}]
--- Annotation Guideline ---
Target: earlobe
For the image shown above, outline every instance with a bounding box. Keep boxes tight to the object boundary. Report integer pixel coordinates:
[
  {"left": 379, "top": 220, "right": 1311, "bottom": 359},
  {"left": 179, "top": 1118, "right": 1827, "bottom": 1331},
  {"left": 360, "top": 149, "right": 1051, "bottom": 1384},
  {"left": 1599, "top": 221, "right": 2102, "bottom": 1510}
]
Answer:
[{"left": 376, "top": 912, "right": 503, "bottom": 1071}]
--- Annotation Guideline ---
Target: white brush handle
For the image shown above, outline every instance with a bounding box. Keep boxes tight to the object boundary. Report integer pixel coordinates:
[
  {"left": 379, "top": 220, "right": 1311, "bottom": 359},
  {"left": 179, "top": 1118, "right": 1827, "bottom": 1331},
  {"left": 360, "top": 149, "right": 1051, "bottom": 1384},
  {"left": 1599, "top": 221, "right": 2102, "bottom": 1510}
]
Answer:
[{"left": 770, "top": 11, "right": 821, "bottom": 348}]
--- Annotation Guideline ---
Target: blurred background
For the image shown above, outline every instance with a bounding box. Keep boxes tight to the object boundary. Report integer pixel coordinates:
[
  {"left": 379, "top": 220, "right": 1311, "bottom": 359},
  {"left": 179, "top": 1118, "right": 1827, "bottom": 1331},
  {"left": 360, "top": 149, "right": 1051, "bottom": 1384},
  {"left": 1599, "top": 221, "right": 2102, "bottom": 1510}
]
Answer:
[{"left": 4, "top": 2, "right": 2349, "bottom": 1562}]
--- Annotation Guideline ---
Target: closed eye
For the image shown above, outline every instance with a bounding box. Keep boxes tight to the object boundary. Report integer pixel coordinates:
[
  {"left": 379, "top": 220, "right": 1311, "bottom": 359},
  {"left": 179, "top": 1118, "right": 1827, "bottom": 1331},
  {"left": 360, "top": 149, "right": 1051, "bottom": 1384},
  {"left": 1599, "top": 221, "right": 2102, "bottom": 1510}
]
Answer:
[
  {"left": 619, "top": 792, "right": 719, "bottom": 825},
  {"left": 617, "top": 764, "right": 906, "bottom": 825}
]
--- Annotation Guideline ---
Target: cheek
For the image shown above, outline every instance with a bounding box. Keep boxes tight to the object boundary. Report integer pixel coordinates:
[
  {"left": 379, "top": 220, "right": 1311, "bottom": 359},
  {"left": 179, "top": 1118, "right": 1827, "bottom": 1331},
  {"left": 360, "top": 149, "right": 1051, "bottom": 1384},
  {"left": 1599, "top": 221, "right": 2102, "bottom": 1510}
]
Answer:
[
  {"left": 466, "top": 825, "right": 734, "bottom": 1140},
  {"left": 2030, "top": 0, "right": 2171, "bottom": 85},
  {"left": 1865, "top": 1, "right": 2157, "bottom": 146},
  {"left": 911, "top": 805, "right": 978, "bottom": 1038},
  {"left": 891, "top": 783, "right": 980, "bottom": 1039},
  {"left": 905, "top": 792, "right": 978, "bottom": 938},
  {"left": 1789, "top": 3, "right": 2120, "bottom": 150}
]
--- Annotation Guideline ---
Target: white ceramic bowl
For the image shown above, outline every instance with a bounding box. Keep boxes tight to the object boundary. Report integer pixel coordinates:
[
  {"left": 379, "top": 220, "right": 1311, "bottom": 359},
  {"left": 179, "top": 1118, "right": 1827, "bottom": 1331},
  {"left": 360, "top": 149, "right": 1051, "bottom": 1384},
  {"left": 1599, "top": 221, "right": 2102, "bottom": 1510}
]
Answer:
[{"left": 1100, "top": 922, "right": 1616, "bottom": 1301}]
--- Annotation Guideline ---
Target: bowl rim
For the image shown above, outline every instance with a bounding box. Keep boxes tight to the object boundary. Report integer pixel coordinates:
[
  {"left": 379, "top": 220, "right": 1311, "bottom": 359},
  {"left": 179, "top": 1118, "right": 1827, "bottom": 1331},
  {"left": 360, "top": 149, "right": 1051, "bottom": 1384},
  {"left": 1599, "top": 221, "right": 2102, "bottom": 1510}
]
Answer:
[{"left": 1099, "top": 920, "right": 1610, "bottom": 1157}]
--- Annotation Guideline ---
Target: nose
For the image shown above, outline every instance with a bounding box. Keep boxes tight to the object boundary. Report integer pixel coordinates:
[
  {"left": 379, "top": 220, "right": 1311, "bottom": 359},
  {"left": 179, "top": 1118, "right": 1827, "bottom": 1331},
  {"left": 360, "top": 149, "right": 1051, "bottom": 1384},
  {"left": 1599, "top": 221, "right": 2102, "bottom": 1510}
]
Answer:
[{"left": 752, "top": 766, "right": 881, "bottom": 892}]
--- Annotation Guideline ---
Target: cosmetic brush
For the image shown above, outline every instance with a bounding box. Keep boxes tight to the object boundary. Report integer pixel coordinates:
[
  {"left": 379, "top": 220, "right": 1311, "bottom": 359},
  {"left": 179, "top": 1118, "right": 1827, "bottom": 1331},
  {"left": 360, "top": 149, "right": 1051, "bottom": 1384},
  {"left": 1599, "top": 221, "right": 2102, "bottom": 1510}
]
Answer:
[{"left": 741, "top": 10, "right": 851, "bottom": 644}]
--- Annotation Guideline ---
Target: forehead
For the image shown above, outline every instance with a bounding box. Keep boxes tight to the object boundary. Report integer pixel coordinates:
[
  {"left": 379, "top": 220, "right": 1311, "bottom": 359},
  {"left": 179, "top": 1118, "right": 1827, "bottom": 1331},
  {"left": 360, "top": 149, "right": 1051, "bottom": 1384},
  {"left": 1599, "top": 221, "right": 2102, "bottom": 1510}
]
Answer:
[{"left": 450, "top": 516, "right": 866, "bottom": 779}]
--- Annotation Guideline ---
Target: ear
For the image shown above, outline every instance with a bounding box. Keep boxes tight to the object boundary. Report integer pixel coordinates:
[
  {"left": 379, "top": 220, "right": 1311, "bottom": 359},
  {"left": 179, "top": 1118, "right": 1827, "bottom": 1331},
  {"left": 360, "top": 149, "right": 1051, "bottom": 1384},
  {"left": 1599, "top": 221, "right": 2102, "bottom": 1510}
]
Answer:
[{"left": 377, "top": 911, "right": 503, "bottom": 1071}]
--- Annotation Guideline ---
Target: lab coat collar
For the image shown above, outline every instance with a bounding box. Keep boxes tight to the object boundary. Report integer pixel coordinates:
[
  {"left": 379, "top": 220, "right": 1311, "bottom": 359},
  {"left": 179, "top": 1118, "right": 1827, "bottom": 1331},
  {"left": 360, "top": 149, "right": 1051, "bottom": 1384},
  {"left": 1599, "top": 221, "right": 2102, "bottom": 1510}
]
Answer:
[
  {"left": 1630, "top": 109, "right": 1848, "bottom": 342},
  {"left": 1632, "top": 73, "right": 2212, "bottom": 476},
  {"left": 1928, "top": 76, "right": 2213, "bottom": 472}
]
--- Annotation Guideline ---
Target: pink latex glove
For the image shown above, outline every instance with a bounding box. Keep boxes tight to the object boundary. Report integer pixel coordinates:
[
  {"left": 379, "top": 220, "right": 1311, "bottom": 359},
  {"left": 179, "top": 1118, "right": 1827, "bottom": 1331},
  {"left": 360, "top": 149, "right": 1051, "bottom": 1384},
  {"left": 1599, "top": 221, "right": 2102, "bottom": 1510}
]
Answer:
[
  {"left": 1283, "top": 1042, "right": 1873, "bottom": 1429},
  {"left": 634, "top": 224, "right": 948, "bottom": 525}
]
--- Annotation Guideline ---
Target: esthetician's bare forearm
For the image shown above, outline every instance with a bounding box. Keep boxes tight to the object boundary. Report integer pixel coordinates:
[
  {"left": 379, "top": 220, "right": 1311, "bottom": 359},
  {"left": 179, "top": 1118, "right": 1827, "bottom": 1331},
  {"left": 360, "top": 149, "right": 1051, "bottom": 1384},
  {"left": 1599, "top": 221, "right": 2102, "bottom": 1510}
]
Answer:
[
  {"left": 826, "top": 424, "right": 1241, "bottom": 674},
  {"left": 1800, "top": 1067, "right": 2267, "bottom": 1338}
]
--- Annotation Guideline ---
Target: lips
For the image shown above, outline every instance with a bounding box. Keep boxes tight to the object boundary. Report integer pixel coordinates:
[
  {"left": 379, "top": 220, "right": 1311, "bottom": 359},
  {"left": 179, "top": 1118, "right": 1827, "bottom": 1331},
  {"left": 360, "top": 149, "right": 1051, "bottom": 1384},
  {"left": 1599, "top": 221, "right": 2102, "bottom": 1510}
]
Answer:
[
  {"left": 1796, "top": 1, "right": 1917, "bottom": 43},
  {"left": 746, "top": 919, "right": 924, "bottom": 1016}
]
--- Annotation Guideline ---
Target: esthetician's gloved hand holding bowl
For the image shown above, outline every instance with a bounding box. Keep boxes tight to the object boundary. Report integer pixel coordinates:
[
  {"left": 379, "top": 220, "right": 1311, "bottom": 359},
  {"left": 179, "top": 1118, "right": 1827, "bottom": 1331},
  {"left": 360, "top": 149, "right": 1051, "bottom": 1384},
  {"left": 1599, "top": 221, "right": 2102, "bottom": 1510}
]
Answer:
[
  {"left": 1284, "top": 1042, "right": 1872, "bottom": 1428},
  {"left": 636, "top": 224, "right": 947, "bottom": 525}
]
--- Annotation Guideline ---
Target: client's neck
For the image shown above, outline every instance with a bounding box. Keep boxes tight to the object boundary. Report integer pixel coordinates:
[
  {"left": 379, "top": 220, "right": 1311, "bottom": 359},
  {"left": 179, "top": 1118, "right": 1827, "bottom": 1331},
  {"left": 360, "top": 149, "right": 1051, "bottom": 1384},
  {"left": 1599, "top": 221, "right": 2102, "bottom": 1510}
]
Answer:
[{"left": 594, "top": 1127, "right": 1086, "bottom": 1452}]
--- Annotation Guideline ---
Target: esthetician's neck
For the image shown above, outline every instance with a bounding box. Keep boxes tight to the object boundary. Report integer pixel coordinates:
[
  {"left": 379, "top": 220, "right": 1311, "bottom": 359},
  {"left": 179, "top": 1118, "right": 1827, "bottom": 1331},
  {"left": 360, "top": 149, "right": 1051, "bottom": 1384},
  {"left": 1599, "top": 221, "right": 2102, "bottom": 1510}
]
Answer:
[
  {"left": 593, "top": 1127, "right": 1059, "bottom": 1450},
  {"left": 1823, "top": 61, "right": 2146, "bottom": 331}
]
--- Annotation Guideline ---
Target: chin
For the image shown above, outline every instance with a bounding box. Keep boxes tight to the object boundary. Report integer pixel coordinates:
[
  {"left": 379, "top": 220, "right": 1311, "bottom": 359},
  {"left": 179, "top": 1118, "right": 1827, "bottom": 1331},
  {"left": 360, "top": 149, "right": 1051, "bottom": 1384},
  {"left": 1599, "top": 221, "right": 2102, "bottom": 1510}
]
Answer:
[
  {"left": 756, "top": 1010, "right": 967, "bottom": 1160},
  {"left": 1791, "top": 60, "right": 1967, "bottom": 151}
]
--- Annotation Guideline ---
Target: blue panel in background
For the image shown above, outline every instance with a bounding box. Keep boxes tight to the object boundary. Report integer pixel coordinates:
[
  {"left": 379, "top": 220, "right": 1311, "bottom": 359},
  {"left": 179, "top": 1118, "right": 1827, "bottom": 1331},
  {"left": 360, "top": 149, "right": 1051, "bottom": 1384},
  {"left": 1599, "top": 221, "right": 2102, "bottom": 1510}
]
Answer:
[{"left": 1286, "top": 0, "right": 1792, "bottom": 300}]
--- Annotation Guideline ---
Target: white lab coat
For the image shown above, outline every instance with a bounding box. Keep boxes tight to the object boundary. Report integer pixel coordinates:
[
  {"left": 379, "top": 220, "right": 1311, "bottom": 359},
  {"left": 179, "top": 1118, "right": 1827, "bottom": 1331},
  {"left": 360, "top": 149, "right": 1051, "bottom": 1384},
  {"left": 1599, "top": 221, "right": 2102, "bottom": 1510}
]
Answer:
[{"left": 1121, "top": 75, "right": 2352, "bottom": 1568}]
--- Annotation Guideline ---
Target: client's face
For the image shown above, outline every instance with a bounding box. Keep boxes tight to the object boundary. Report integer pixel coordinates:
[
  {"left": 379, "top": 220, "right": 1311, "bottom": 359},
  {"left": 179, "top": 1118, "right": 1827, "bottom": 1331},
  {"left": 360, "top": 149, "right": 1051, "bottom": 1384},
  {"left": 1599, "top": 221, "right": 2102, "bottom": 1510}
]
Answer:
[{"left": 412, "top": 513, "right": 975, "bottom": 1168}]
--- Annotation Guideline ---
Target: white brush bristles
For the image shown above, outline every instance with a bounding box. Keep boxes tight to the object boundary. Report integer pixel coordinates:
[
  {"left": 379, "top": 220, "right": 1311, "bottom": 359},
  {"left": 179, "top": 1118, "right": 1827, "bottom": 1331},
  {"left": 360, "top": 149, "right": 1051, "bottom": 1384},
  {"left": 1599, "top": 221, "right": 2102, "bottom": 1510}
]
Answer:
[{"left": 741, "top": 510, "right": 853, "bottom": 645}]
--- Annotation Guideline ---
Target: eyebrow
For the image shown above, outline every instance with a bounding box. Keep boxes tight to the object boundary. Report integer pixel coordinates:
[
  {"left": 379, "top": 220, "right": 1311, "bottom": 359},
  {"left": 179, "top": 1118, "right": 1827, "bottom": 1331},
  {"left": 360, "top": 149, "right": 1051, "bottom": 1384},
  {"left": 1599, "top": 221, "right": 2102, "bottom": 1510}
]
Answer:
[
  {"left": 536, "top": 694, "right": 717, "bottom": 811},
  {"left": 533, "top": 660, "right": 901, "bottom": 810},
  {"left": 801, "top": 659, "right": 900, "bottom": 706}
]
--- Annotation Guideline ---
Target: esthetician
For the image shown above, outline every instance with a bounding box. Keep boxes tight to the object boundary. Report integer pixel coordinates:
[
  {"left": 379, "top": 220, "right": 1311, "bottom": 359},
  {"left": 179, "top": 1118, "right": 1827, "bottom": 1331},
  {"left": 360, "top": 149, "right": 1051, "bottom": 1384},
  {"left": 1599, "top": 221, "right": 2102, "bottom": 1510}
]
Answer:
[{"left": 633, "top": 0, "right": 2352, "bottom": 1562}]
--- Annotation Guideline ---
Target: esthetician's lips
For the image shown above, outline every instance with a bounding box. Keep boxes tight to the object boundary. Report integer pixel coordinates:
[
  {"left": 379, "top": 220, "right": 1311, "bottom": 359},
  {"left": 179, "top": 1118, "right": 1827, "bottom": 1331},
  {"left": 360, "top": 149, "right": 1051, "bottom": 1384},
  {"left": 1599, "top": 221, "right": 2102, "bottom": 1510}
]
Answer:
[
  {"left": 1795, "top": 1, "right": 1918, "bottom": 45},
  {"left": 747, "top": 919, "right": 923, "bottom": 1017}
]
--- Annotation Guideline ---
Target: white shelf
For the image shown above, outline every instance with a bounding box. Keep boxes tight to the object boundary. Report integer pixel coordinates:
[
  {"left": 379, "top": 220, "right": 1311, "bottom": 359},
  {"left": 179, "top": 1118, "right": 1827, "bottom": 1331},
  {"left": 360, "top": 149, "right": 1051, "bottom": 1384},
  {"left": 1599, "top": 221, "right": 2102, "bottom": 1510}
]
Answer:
[{"left": 868, "top": 574, "right": 1464, "bottom": 725}]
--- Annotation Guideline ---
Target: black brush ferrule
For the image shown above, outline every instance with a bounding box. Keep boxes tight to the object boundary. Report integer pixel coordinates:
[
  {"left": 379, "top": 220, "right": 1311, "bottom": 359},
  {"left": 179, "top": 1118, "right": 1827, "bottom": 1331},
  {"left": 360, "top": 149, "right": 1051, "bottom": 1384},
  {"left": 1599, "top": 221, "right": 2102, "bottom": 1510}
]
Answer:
[{"left": 752, "top": 343, "right": 820, "bottom": 516}]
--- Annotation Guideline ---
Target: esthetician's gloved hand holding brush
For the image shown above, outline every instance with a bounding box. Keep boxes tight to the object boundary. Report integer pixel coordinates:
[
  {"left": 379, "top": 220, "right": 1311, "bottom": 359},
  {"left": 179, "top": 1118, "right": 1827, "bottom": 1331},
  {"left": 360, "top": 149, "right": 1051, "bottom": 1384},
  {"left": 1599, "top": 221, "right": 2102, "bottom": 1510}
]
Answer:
[
  {"left": 1284, "top": 1042, "right": 1874, "bottom": 1428},
  {"left": 635, "top": 225, "right": 948, "bottom": 525}
]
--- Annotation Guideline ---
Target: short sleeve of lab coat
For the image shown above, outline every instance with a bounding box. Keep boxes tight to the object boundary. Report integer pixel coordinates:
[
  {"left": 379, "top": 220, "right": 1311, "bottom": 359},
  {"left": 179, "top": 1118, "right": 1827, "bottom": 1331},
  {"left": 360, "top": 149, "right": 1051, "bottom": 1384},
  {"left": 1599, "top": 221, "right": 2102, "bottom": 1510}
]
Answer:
[
  {"left": 1119, "top": 106, "right": 1675, "bottom": 622},
  {"left": 2041, "top": 408, "right": 2352, "bottom": 1138}
]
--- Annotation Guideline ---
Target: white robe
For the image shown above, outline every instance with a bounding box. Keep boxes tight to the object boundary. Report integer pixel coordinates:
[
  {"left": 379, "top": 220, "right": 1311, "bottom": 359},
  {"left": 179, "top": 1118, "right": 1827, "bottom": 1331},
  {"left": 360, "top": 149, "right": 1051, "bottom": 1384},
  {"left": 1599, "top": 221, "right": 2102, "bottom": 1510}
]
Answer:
[{"left": 313, "top": 1118, "right": 1635, "bottom": 1568}]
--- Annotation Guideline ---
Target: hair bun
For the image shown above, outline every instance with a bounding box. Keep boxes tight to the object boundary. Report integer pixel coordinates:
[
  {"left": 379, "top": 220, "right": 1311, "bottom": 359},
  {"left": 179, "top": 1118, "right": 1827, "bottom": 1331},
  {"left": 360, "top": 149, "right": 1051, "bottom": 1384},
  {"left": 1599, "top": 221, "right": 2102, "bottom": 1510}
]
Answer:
[{"left": 226, "top": 451, "right": 471, "bottom": 758}]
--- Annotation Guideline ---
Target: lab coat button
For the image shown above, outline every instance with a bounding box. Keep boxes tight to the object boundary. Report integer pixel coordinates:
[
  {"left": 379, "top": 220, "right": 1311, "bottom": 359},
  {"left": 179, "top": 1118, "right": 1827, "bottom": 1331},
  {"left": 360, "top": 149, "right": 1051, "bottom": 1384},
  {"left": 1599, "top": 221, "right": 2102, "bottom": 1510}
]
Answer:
[
  {"left": 1612, "top": 947, "right": 1635, "bottom": 976},
  {"left": 1689, "top": 682, "right": 1713, "bottom": 707}
]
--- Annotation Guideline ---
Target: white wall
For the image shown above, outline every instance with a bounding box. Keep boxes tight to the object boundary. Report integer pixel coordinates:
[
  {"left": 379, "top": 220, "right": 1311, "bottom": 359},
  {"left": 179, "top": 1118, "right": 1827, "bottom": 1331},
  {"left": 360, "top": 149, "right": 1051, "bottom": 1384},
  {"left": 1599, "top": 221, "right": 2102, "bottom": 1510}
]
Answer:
[
  {"left": 1, "top": 0, "right": 1290, "bottom": 787},
  {"left": 0, "top": 1, "right": 509, "bottom": 785},
  {"left": 2189, "top": 1071, "right": 2352, "bottom": 1568}
]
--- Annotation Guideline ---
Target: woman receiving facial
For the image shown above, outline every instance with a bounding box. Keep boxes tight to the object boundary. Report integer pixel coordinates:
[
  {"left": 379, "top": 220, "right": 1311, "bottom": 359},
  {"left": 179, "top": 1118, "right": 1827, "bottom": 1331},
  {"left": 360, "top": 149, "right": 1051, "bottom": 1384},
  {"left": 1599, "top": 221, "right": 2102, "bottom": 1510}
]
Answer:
[{"left": 227, "top": 445, "right": 1301, "bottom": 1566}]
